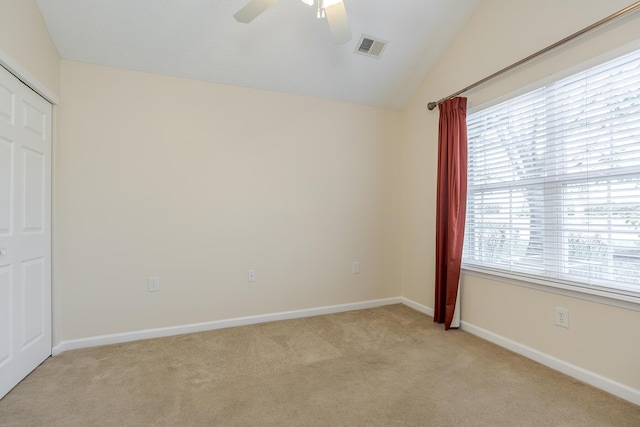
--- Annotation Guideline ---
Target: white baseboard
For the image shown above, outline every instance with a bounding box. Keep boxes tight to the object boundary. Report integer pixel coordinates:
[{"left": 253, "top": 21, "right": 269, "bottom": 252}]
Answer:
[
  {"left": 398, "top": 297, "right": 639, "bottom": 405},
  {"left": 52, "top": 297, "right": 403, "bottom": 356},
  {"left": 398, "top": 297, "right": 434, "bottom": 317},
  {"left": 51, "top": 295, "right": 639, "bottom": 406},
  {"left": 460, "top": 320, "right": 640, "bottom": 406}
]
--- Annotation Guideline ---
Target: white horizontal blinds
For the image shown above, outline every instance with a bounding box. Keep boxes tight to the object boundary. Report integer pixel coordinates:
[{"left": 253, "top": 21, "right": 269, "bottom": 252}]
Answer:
[{"left": 464, "top": 48, "right": 640, "bottom": 295}]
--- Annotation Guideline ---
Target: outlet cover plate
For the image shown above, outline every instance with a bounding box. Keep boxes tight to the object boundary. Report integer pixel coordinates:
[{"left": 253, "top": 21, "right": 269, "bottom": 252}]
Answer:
[
  {"left": 352, "top": 261, "right": 360, "bottom": 274},
  {"left": 148, "top": 276, "right": 160, "bottom": 292},
  {"left": 555, "top": 307, "right": 569, "bottom": 328}
]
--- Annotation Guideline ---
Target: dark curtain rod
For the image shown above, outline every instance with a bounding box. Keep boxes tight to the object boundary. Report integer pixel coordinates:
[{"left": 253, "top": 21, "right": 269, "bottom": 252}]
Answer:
[{"left": 427, "top": 1, "right": 640, "bottom": 111}]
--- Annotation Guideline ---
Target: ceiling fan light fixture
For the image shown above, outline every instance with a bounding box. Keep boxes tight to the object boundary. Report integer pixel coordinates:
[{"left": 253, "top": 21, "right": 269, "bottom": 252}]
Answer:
[
  {"left": 234, "top": 0, "right": 350, "bottom": 44},
  {"left": 299, "top": 0, "right": 343, "bottom": 19}
]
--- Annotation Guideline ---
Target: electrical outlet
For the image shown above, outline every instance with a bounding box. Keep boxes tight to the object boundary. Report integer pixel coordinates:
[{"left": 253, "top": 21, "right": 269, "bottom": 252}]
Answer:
[
  {"left": 555, "top": 307, "right": 569, "bottom": 328},
  {"left": 148, "top": 276, "right": 160, "bottom": 292},
  {"left": 352, "top": 261, "right": 360, "bottom": 274},
  {"left": 248, "top": 269, "right": 256, "bottom": 282}
]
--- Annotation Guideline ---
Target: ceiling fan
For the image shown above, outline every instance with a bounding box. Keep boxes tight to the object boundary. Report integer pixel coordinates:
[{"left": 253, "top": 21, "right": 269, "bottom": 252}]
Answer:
[{"left": 233, "top": 0, "right": 352, "bottom": 44}]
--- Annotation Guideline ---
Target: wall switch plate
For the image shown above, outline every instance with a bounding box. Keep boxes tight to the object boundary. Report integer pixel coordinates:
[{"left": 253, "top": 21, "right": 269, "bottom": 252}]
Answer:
[
  {"left": 352, "top": 261, "right": 360, "bottom": 274},
  {"left": 248, "top": 269, "right": 256, "bottom": 282},
  {"left": 148, "top": 276, "right": 160, "bottom": 292},
  {"left": 555, "top": 307, "right": 569, "bottom": 328}
]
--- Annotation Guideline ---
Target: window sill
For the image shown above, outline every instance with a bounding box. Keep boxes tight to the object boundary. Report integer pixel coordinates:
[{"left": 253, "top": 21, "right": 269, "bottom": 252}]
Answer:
[{"left": 461, "top": 265, "right": 640, "bottom": 312}]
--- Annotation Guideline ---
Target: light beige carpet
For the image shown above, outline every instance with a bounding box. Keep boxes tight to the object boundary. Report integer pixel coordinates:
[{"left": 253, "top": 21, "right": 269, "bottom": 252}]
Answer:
[{"left": 0, "top": 304, "right": 638, "bottom": 426}]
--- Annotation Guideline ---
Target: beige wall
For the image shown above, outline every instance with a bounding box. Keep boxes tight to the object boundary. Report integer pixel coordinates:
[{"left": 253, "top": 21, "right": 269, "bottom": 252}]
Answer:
[
  {"left": 0, "top": 0, "right": 60, "bottom": 95},
  {"left": 400, "top": 0, "right": 640, "bottom": 391},
  {"left": 5, "top": 0, "right": 639, "bottom": 397},
  {"left": 57, "top": 60, "right": 401, "bottom": 341}
]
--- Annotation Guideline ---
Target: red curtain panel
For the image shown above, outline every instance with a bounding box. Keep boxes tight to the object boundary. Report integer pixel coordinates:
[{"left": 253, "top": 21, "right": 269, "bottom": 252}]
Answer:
[{"left": 434, "top": 97, "right": 468, "bottom": 330}]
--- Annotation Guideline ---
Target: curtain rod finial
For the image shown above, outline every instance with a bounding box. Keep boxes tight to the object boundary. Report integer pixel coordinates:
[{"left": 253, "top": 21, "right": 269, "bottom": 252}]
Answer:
[{"left": 427, "top": 102, "right": 438, "bottom": 111}]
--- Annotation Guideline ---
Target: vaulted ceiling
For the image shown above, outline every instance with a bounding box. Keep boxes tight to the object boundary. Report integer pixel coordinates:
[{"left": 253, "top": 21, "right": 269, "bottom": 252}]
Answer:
[{"left": 36, "top": 0, "right": 482, "bottom": 110}]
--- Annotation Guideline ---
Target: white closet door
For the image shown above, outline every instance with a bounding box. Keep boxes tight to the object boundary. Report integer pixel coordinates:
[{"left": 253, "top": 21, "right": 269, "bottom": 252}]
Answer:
[{"left": 0, "top": 65, "right": 52, "bottom": 399}]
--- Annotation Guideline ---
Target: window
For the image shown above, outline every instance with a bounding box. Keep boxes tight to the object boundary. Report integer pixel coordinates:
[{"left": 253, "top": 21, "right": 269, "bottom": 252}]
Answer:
[{"left": 463, "top": 48, "right": 640, "bottom": 300}]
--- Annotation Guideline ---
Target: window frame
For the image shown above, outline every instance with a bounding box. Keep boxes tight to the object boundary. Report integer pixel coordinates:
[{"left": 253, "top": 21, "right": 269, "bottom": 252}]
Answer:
[{"left": 461, "top": 43, "right": 640, "bottom": 311}]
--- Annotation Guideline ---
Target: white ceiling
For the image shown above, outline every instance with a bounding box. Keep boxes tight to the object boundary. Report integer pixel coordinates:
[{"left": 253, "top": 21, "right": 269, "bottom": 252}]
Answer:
[{"left": 36, "top": 0, "right": 482, "bottom": 110}]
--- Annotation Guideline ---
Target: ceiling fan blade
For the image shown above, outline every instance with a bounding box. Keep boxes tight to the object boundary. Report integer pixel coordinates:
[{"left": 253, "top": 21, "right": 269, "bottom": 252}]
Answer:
[
  {"left": 324, "top": 1, "right": 352, "bottom": 44},
  {"left": 233, "top": 0, "right": 279, "bottom": 23}
]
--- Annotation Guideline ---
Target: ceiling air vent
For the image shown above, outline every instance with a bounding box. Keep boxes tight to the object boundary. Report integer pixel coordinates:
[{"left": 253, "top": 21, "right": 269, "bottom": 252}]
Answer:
[{"left": 355, "top": 35, "right": 387, "bottom": 59}]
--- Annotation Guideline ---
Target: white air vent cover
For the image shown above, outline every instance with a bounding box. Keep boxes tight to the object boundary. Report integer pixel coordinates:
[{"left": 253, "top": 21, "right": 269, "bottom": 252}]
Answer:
[{"left": 355, "top": 35, "right": 388, "bottom": 58}]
